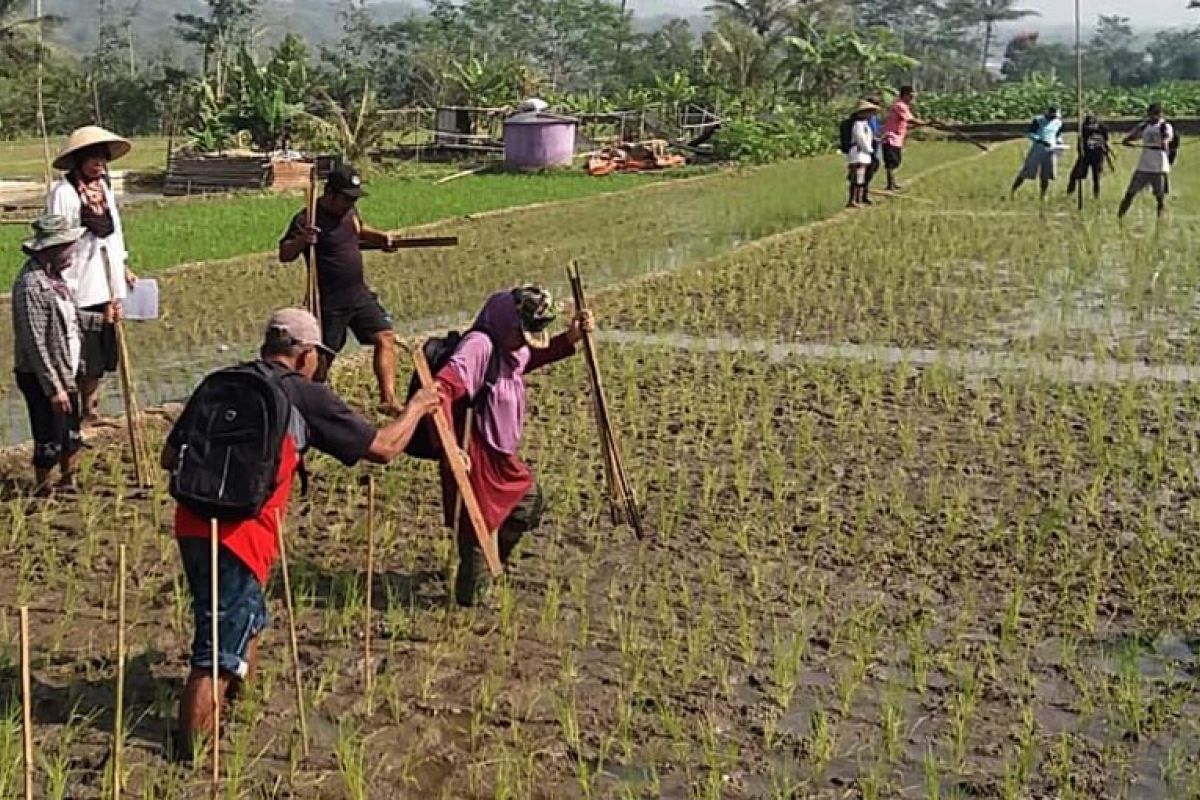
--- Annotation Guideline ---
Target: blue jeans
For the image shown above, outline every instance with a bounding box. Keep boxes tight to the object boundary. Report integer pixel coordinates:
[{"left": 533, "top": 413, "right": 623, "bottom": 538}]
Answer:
[{"left": 178, "top": 539, "right": 269, "bottom": 679}]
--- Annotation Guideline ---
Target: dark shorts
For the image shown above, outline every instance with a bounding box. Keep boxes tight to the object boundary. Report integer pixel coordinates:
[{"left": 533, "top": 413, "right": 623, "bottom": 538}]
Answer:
[
  {"left": 1126, "top": 171, "right": 1168, "bottom": 199},
  {"left": 1070, "top": 154, "right": 1106, "bottom": 179},
  {"left": 882, "top": 143, "right": 903, "bottom": 170},
  {"left": 79, "top": 303, "right": 118, "bottom": 381},
  {"left": 15, "top": 371, "right": 82, "bottom": 469},
  {"left": 178, "top": 538, "right": 269, "bottom": 679},
  {"left": 321, "top": 293, "right": 394, "bottom": 354}
]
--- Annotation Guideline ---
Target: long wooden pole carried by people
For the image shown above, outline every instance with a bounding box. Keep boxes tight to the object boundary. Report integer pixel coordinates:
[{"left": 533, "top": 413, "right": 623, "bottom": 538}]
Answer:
[
  {"left": 101, "top": 247, "right": 153, "bottom": 488},
  {"left": 567, "top": 262, "right": 646, "bottom": 539},
  {"left": 412, "top": 348, "right": 503, "bottom": 576},
  {"left": 927, "top": 120, "right": 990, "bottom": 152}
]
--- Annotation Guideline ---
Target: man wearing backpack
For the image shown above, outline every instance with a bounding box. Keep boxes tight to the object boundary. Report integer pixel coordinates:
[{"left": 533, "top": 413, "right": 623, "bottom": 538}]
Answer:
[
  {"left": 279, "top": 166, "right": 406, "bottom": 416},
  {"left": 161, "top": 307, "right": 439, "bottom": 754},
  {"left": 842, "top": 99, "right": 878, "bottom": 208},
  {"left": 1118, "top": 103, "right": 1174, "bottom": 220}
]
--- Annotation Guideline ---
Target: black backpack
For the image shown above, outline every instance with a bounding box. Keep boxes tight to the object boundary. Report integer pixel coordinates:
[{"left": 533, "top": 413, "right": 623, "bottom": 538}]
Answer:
[
  {"left": 404, "top": 331, "right": 502, "bottom": 460},
  {"left": 169, "top": 361, "right": 293, "bottom": 521},
  {"left": 838, "top": 117, "right": 854, "bottom": 154}
]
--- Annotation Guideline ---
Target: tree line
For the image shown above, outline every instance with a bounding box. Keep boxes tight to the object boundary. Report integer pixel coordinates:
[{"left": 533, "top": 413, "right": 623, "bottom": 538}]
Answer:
[{"left": 2, "top": 0, "right": 1200, "bottom": 161}]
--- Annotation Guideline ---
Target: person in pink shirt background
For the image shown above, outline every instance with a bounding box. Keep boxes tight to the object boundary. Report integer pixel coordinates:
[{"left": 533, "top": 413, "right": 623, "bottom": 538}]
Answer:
[{"left": 881, "top": 86, "right": 927, "bottom": 191}]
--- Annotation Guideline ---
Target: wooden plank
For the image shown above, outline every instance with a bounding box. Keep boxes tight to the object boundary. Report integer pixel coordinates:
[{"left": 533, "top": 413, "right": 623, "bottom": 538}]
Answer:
[
  {"left": 412, "top": 349, "right": 502, "bottom": 576},
  {"left": 391, "top": 236, "right": 459, "bottom": 249}
]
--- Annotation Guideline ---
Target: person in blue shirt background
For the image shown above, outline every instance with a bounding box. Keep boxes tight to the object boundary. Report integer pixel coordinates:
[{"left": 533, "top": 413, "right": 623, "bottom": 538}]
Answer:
[
  {"left": 863, "top": 95, "right": 883, "bottom": 203},
  {"left": 1010, "top": 105, "right": 1065, "bottom": 200}
]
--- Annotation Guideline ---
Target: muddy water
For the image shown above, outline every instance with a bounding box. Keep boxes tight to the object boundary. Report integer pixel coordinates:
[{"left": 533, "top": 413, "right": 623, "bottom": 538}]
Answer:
[
  {"left": 0, "top": 157, "right": 863, "bottom": 444},
  {"left": 598, "top": 329, "right": 1200, "bottom": 385}
]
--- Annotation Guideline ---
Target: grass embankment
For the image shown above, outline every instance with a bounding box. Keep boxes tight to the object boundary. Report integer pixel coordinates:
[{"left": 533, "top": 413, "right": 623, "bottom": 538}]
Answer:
[
  {"left": 0, "top": 136, "right": 170, "bottom": 180},
  {"left": 0, "top": 167, "right": 684, "bottom": 286}
]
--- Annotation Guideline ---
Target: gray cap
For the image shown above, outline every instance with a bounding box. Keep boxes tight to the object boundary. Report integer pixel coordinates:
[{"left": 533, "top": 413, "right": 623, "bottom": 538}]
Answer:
[{"left": 264, "top": 308, "right": 335, "bottom": 356}]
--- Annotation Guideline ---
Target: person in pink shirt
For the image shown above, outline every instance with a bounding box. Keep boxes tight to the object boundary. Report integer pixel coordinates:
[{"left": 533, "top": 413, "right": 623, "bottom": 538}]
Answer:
[{"left": 881, "top": 86, "right": 927, "bottom": 191}]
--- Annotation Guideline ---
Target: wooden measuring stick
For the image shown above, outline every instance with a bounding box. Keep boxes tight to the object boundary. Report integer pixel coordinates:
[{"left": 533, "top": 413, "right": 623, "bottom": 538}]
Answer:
[
  {"left": 209, "top": 519, "right": 220, "bottom": 798},
  {"left": 274, "top": 510, "right": 309, "bottom": 756},
  {"left": 113, "top": 544, "right": 127, "bottom": 800},
  {"left": 567, "top": 263, "right": 645, "bottom": 538},
  {"left": 412, "top": 349, "right": 502, "bottom": 576},
  {"left": 305, "top": 165, "right": 321, "bottom": 324},
  {"left": 101, "top": 249, "right": 150, "bottom": 488},
  {"left": 388, "top": 236, "right": 459, "bottom": 249},
  {"left": 19, "top": 607, "right": 33, "bottom": 800},
  {"left": 363, "top": 476, "right": 375, "bottom": 705}
]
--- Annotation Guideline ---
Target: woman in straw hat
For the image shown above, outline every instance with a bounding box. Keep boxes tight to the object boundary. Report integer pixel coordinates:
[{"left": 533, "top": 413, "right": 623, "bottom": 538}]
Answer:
[
  {"left": 11, "top": 214, "right": 120, "bottom": 494},
  {"left": 45, "top": 125, "right": 136, "bottom": 426},
  {"left": 844, "top": 99, "right": 879, "bottom": 207}
]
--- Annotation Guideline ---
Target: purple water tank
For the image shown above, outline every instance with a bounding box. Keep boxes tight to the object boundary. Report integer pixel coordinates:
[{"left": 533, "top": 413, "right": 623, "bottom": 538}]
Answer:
[{"left": 504, "top": 112, "right": 578, "bottom": 170}]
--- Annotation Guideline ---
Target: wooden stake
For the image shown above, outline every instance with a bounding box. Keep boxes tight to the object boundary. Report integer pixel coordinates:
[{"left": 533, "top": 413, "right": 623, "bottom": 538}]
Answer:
[
  {"left": 305, "top": 166, "right": 321, "bottom": 324},
  {"left": 113, "top": 544, "right": 126, "bottom": 800},
  {"left": 363, "top": 475, "right": 375, "bottom": 706},
  {"left": 19, "top": 606, "right": 33, "bottom": 800},
  {"left": 34, "top": 0, "right": 51, "bottom": 187},
  {"left": 412, "top": 349, "right": 502, "bottom": 575},
  {"left": 567, "top": 262, "right": 645, "bottom": 539},
  {"left": 209, "top": 519, "right": 220, "bottom": 799},
  {"left": 274, "top": 510, "right": 309, "bottom": 756},
  {"left": 101, "top": 248, "right": 152, "bottom": 488}
]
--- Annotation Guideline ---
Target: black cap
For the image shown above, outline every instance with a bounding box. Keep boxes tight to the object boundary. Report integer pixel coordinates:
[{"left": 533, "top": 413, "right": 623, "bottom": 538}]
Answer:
[{"left": 326, "top": 165, "right": 366, "bottom": 198}]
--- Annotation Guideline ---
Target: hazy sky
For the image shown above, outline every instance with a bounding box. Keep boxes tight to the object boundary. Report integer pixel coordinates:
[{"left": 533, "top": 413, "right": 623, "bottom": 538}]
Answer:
[{"left": 1025, "top": 0, "right": 1194, "bottom": 26}]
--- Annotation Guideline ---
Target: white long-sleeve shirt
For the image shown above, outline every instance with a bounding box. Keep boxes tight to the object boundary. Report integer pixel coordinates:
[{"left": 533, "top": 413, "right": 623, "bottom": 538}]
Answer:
[
  {"left": 846, "top": 119, "right": 874, "bottom": 165},
  {"left": 45, "top": 177, "right": 129, "bottom": 308}
]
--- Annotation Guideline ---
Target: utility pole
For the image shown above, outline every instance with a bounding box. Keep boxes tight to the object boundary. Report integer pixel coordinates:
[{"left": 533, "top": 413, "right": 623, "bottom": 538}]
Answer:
[{"left": 35, "top": 0, "right": 51, "bottom": 185}]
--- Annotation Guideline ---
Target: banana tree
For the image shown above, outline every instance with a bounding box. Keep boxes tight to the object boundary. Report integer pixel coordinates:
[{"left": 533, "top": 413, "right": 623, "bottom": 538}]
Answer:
[{"left": 785, "top": 28, "right": 918, "bottom": 102}]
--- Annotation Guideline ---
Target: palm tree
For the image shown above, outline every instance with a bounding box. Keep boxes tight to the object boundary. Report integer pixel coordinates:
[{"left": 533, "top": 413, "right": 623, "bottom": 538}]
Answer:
[
  {"left": 705, "top": 0, "right": 794, "bottom": 38},
  {"left": 948, "top": 0, "right": 1039, "bottom": 74}
]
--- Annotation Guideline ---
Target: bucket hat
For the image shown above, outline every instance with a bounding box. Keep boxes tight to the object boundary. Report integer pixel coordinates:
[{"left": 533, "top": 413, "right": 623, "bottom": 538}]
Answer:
[
  {"left": 52, "top": 126, "right": 132, "bottom": 171},
  {"left": 511, "top": 285, "right": 556, "bottom": 349},
  {"left": 21, "top": 214, "right": 86, "bottom": 255}
]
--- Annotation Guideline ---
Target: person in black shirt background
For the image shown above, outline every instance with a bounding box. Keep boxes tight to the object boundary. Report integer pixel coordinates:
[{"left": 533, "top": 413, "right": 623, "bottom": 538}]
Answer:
[
  {"left": 279, "top": 166, "right": 407, "bottom": 415},
  {"left": 1067, "top": 114, "right": 1113, "bottom": 200}
]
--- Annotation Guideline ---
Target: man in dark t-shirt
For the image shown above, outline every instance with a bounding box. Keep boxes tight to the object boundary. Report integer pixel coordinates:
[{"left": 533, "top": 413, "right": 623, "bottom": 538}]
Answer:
[
  {"left": 279, "top": 166, "right": 406, "bottom": 415},
  {"left": 161, "top": 307, "right": 439, "bottom": 754}
]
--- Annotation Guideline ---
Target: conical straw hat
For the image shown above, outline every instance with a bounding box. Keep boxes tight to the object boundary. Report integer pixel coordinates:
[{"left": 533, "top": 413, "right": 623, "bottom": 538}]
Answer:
[
  {"left": 853, "top": 99, "right": 880, "bottom": 114},
  {"left": 52, "top": 126, "right": 132, "bottom": 171}
]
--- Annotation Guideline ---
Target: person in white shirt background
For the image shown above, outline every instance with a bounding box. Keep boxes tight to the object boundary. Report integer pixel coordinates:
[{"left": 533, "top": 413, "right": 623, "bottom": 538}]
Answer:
[
  {"left": 845, "top": 99, "right": 879, "bottom": 208},
  {"left": 45, "top": 126, "right": 138, "bottom": 426},
  {"left": 1118, "top": 103, "right": 1173, "bottom": 220}
]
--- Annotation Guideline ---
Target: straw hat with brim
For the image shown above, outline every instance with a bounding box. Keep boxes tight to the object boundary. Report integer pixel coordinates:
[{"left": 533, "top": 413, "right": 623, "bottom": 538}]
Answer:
[
  {"left": 853, "top": 99, "right": 880, "bottom": 115},
  {"left": 512, "top": 285, "right": 556, "bottom": 350},
  {"left": 22, "top": 214, "right": 86, "bottom": 254},
  {"left": 52, "top": 126, "right": 132, "bottom": 171}
]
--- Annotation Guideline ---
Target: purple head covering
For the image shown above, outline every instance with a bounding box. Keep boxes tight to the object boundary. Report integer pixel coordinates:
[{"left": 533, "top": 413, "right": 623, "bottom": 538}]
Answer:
[{"left": 447, "top": 291, "right": 531, "bottom": 455}]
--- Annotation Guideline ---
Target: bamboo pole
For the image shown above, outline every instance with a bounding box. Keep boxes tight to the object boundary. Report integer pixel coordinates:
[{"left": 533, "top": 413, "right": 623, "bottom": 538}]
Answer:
[
  {"left": 305, "top": 166, "right": 321, "bottom": 324},
  {"left": 101, "top": 248, "right": 152, "bottom": 487},
  {"left": 113, "top": 544, "right": 127, "bottom": 800},
  {"left": 412, "top": 349, "right": 502, "bottom": 575},
  {"left": 451, "top": 409, "right": 474, "bottom": 537},
  {"left": 567, "top": 262, "right": 645, "bottom": 539},
  {"left": 274, "top": 510, "right": 309, "bottom": 756},
  {"left": 20, "top": 607, "right": 33, "bottom": 800},
  {"left": 209, "top": 520, "right": 220, "bottom": 799},
  {"left": 1075, "top": 0, "right": 1085, "bottom": 212},
  {"left": 363, "top": 475, "right": 375, "bottom": 706}
]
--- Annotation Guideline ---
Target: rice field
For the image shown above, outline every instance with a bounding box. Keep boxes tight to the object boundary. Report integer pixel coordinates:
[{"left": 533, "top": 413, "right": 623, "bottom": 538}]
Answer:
[{"left": 4, "top": 139, "right": 1200, "bottom": 798}]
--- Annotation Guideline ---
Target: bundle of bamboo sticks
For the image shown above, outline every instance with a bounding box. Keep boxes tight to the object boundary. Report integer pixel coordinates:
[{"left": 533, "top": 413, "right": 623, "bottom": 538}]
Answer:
[
  {"left": 101, "top": 249, "right": 154, "bottom": 488},
  {"left": 567, "top": 262, "right": 645, "bottom": 538}
]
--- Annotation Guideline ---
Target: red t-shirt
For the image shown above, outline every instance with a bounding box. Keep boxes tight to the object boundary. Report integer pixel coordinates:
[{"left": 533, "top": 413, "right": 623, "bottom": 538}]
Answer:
[{"left": 171, "top": 364, "right": 376, "bottom": 584}]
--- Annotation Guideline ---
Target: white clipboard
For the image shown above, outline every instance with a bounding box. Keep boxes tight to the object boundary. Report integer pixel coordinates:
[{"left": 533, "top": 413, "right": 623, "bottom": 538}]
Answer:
[{"left": 123, "top": 278, "right": 159, "bottom": 321}]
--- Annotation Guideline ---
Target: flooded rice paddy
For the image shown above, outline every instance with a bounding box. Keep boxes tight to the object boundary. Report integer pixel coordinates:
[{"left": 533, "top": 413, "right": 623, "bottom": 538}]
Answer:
[{"left": 5, "top": 140, "right": 1200, "bottom": 798}]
